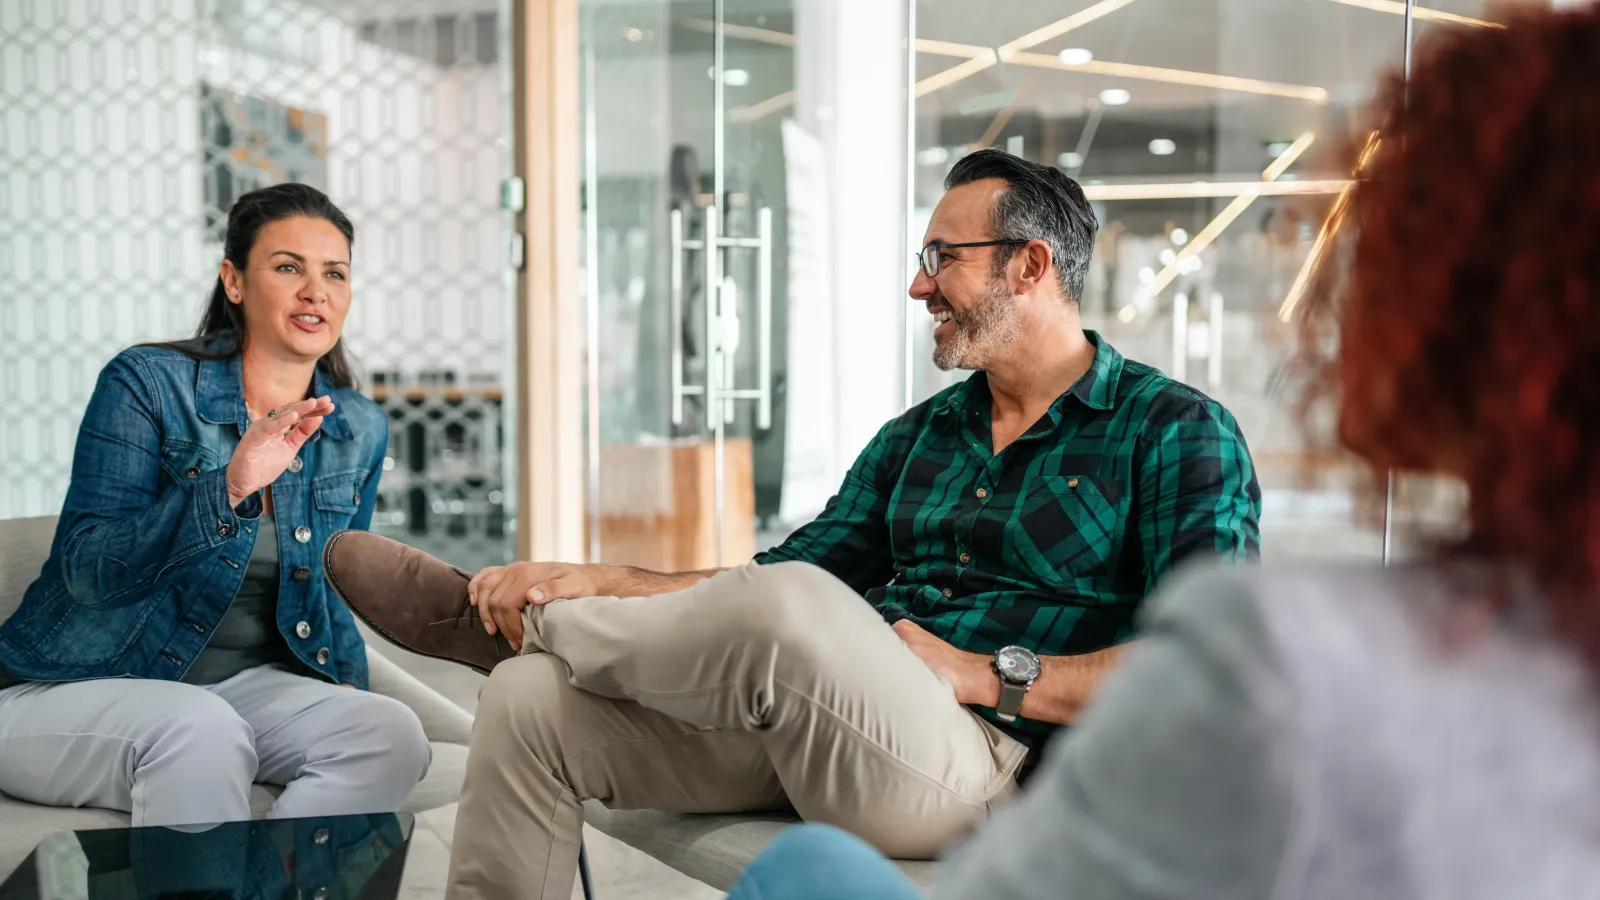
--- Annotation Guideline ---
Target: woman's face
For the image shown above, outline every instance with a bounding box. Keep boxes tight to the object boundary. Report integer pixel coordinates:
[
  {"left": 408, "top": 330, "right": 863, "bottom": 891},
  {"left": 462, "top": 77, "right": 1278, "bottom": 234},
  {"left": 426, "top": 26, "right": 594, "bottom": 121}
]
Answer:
[{"left": 221, "top": 216, "right": 352, "bottom": 364}]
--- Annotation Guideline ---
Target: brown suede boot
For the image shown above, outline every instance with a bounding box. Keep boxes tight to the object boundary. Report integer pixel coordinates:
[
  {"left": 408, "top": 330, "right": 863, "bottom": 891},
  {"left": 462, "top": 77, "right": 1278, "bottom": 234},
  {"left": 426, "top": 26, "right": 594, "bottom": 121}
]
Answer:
[{"left": 323, "top": 530, "right": 518, "bottom": 675}]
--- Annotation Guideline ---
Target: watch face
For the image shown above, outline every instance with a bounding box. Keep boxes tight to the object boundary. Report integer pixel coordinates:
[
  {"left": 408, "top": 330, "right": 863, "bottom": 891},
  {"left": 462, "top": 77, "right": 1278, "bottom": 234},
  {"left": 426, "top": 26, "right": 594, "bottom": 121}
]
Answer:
[{"left": 995, "top": 646, "right": 1041, "bottom": 682}]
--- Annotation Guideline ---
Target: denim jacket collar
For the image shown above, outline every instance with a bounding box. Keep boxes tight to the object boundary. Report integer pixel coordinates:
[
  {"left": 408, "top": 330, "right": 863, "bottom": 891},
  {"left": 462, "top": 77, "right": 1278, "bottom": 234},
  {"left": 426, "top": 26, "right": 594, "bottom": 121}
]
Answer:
[{"left": 194, "top": 343, "right": 353, "bottom": 440}]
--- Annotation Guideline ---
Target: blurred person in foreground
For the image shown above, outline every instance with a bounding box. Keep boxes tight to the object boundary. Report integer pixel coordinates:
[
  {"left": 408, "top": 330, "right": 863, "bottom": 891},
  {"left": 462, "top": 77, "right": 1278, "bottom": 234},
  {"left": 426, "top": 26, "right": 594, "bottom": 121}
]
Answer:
[{"left": 722, "top": 7, "right": 1600, "bottom": 900}]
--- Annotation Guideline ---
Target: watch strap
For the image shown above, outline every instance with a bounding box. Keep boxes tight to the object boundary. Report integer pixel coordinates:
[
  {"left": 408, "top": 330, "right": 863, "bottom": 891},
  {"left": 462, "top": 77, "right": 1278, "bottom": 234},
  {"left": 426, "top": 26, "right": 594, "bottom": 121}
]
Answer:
[{"left": 995, "top": 679, "right": 1028, "bottom": 723}]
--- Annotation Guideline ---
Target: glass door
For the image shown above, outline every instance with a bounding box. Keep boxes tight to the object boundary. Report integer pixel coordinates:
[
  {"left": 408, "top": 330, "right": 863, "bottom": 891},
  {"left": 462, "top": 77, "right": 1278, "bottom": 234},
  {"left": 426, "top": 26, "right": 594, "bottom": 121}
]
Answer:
[{"left": 579, "top": 1, "right": 795, "bottom": 569}]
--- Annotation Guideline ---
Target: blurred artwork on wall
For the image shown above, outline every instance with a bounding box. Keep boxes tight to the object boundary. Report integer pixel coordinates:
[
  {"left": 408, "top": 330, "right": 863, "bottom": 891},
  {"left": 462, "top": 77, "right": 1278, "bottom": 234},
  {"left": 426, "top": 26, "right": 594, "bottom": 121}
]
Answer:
[{"left": 200, "top": 83, "right": 328, "bottom": 242}]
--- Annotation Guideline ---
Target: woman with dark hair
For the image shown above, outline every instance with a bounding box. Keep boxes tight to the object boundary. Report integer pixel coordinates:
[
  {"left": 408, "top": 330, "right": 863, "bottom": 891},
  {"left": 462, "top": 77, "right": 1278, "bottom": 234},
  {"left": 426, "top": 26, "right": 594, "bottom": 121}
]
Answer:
[
  {"left": 722, "top": 7, "right": 1600, "bottom": 899},
  {"left": 0, "top": 183, "right": 429, "bottom": 825}
]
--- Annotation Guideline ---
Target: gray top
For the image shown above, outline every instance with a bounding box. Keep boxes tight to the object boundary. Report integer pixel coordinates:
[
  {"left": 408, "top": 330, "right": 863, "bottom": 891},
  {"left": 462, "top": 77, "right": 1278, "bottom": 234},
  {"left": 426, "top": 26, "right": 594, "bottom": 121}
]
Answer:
[
  {"left": 937, "top": 564, "right": 1600, "bottom": 900},
  {"left": 182, "top": 513, "right": 292, "bottom": 685}
]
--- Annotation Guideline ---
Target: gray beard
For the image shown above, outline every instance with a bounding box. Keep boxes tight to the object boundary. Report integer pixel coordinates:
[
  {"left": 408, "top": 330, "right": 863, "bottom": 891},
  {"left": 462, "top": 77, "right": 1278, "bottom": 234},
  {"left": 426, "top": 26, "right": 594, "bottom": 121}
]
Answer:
[{"left": 932, "top": 276, "right": 1022, "bottom": 371}]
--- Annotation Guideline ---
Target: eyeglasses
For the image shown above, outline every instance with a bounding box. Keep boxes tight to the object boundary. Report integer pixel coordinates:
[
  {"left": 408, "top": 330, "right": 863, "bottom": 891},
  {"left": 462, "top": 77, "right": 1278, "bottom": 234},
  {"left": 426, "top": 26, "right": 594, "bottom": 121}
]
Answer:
[{"left": 915, "top": 240, "right": 1028, "bottom": 279}]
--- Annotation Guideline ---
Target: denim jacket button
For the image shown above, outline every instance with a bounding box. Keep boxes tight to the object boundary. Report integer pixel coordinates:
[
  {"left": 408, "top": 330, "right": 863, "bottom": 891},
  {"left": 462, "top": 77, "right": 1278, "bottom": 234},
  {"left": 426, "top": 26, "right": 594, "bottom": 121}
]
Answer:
[
  {"left": 288, "top": 456, "right": 303, "bottom": 473},
  {"left": 216, "top": 520, "right": 232, "bottom": 538},
  {"left": 316, "top": 647, "right": 330, "bottom": 665},
  {"left": 296, "top": 621, "right": 312, "bottom": 639},
  {"left": 184, "top": 466, "right": 199, "bottom": 479},
  {"left": 292, "top": 566, "right": 311, "bottom": 581},
  {"left": 313, "top": 828, "right": 330, "bottom": 845},
  {"left": 294, "top": 525, "right": 312, "bottom": 544}
]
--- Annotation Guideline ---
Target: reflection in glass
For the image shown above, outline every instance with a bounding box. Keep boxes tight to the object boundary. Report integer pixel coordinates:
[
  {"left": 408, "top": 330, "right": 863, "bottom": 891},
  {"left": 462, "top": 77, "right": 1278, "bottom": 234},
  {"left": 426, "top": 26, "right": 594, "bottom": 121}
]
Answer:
[{"left": 911, "top": 0, "right": 1414, "bottom": 559}]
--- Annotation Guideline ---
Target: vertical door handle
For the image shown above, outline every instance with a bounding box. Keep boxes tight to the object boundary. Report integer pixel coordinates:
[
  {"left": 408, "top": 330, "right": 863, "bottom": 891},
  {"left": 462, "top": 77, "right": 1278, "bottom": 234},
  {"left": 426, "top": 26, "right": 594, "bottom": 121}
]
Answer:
[
  {"left": 703, "top": 204, "right": 723, "bottom": 427},
  {"left": 670, "top": 208, "right": 687, "bottom": 426},
  {"left": 755, "top": 206, "right": 773, "bottom": 430}
]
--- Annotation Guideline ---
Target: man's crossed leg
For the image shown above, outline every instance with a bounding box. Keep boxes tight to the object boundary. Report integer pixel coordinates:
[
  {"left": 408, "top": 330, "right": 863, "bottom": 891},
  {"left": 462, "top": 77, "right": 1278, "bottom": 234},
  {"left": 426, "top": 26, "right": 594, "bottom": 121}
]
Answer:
[{"left": 445, "top": 561, "right": 1024, "bottom": 900}]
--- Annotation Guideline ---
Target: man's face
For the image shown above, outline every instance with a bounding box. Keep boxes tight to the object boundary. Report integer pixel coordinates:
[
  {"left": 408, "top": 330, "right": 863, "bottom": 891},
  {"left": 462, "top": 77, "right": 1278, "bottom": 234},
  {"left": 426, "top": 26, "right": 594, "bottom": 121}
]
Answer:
[{"left": 909, "top": 179, "right": 1023, "bottom": 372}]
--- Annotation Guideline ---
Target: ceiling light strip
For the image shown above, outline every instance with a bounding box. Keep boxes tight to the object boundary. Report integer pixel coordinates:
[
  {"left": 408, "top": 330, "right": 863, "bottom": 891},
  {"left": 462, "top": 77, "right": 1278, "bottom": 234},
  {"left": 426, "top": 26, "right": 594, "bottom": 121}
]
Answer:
[
  {"left": 1324, "top": 0, "right": 1502, "bottom": 29},
  {"left": 729, "top": 90, "right": 797, "bottom": 123},
  {"left": 1010, "top": 52, "right": 1329, "bottom": 103},
  {"left": 1277, "top": 132, "right": 1382, "bottom": 322},
  {"left": 1276, "top": 186, "right": 1354, "bottom": 322},
  {"left": 1142, "top": 133, "right": 1315, "bottom": 300},
  {"left": 1263, "top": 132, "right": 1319, "bottom": 180},
  {"left": 1082, "top": 179, "right": 1349, "bottom": 201},
  {"left": 679, "top": 18, "right": 798, "bottom": 47},
  {"left": 914, "top": 0, "right": 1142, "bottom": 98}
]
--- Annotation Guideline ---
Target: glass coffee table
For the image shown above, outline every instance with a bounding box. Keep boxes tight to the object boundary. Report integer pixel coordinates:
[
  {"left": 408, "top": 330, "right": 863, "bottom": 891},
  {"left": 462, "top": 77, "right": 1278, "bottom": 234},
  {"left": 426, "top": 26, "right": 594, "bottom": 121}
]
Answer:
[{"left": 0, "top": 814, "right": 414, "bottom": 900}]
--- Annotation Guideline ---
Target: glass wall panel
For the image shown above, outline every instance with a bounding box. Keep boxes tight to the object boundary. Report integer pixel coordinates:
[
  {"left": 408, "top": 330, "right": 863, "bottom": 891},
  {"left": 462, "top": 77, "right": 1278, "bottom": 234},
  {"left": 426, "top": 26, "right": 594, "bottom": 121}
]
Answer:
[
  {"left": 911, "top": 0, "right": 1412, "bottom": 560},
  {"left": 0, "top": 0, "right": 518, "bottom": 572},
  {"left": 578, "top": 1, "right": 909, "bottom": 564}
]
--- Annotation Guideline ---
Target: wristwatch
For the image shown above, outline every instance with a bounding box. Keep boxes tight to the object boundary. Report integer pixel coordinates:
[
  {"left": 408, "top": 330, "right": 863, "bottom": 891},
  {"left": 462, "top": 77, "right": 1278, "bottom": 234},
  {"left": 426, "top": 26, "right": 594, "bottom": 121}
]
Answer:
[{"left": 992, "top": 645, "right": 1041, "bottom": 724}]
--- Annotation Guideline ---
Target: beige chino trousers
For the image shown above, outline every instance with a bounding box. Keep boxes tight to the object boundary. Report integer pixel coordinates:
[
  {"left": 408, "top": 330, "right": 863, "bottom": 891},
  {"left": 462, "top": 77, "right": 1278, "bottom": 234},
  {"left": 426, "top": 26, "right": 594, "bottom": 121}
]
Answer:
[{"left": 445, "top": 561, "right": 1027, "bottom": 900}]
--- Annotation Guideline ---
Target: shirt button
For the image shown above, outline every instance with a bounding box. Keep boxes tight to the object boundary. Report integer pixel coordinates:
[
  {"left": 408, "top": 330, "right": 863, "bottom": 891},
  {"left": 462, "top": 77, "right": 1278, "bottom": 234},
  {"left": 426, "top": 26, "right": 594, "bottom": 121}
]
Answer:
[
  {"left": 975, "top": 488, "right": 988, "bottom": 499},
  {"left": 1067, "top": 477, "right": 1080, "bottom": 489},
  {"left": 353, "top": 491, "right": 361, "bottom": 506},
  {"left": 316, "top": 647, "right": 330, "bottom": 665},
  {"left": 292, "top": 566, "right": 311, "bottom": 581},
  {"left": 288, "top": 456, "right": 303, "bottom": 473},
  {"left": 294, "top": 525, "right": 312, "bottom": 544},
  {"left": 296, "top": 621, "right": 312, "bottom": 639},
  {"left": 313, "top": 828, "right": 330, "bottom": 846},
  {"left": 216, "top": 520, "right": 232, "bottom": 538},
  {"left": 942, "top": 588, "right": 954, "bottom": 598},
  {"left": 959, "top": 552, "right": 970, "bottom": 564}
]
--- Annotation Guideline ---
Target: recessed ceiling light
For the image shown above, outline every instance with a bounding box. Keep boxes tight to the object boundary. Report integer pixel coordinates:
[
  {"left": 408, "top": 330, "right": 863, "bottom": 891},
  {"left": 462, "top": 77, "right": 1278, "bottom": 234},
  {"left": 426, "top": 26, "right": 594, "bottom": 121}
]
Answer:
[
  {"left": 917, "top": 146, "right": 951, "bottom": 166},
  {"left": 1170, "top": 227, "right": 1189, "bottom": 246},
  {"left": 1099, "top": 88, "right": 1131, "bottom": 106},
  {"left": 1058, "top": 47, "right": 1094, "bottom": 66},
  {"left": 623, "top": 27, "right": 647, "bottom": 42},
  {"left": 1148, "top": 138, "right": 1177, "bottom": 156},
  {"left": 707, "top": 67, "right": 751, "bottom": 86},
  {"left": 1057, "top": 151, "right": 1084, "bottom": 169},
  {"left": 1159, "top": 248, "right": 1177, "bottom": 266},
  {"left": 1138, "top": 266, "right": 1156, "bottom": 284}
]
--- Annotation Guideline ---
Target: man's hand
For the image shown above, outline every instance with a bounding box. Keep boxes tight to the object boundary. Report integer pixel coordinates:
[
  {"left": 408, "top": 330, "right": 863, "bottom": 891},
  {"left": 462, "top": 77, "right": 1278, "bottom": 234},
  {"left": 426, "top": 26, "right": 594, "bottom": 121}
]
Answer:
[
  {"left": 467, "top": 561, "right": 611, "bottom": 648},
  {"left": 892, "top": 619, "right": 998, "bottom": 707}
]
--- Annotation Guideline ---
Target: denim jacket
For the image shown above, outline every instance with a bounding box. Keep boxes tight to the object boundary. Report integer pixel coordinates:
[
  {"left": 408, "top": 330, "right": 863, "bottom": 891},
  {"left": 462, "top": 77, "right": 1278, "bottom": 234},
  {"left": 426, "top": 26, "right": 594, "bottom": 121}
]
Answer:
[{"left": 0, "top": 338, "right": 387, "bottom": 689}]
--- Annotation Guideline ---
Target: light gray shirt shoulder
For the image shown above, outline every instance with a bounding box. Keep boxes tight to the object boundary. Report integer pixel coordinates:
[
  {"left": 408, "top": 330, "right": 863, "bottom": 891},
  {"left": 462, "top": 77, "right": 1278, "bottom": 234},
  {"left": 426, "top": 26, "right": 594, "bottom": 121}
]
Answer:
[{"left": 936, "top": 563, "right": 1600, "bottom": 900}]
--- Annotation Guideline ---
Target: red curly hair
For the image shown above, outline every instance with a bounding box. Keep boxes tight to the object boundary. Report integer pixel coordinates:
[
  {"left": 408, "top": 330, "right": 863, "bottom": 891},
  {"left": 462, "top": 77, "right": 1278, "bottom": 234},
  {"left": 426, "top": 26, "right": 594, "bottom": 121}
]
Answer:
[{"left": 1300, "top": 6, "right": 1600, "bottom": 661}]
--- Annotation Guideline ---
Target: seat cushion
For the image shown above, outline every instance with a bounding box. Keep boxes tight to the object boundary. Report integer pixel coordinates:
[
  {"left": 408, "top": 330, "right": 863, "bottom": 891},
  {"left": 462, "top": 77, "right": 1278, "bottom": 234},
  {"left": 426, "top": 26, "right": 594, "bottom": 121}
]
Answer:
[
  {"left": 0, "top": 741, "right": 466, "bottom": 880},
  {"left": 583, "top": 803, "right": 940, "bottom": 893},
  {"left": 0, "top": 517, "right": 474, "bottom": 881},
  {"left": 0, "top": 516, "right": 54, "bottom": 625}
]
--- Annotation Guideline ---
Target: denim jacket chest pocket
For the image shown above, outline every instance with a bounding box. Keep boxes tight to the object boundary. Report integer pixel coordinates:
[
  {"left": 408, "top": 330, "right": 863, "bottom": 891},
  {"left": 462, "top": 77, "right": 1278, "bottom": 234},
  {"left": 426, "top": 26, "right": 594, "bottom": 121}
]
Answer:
[
  {"left": 159, "top": 438, "right": 222, "bottom": 485},
  {"left": 312, "top": 469, "right": 364, "bottom": 536},
  {"left": 1007, "top": 473, "right": 1125, "bottom": 586}
]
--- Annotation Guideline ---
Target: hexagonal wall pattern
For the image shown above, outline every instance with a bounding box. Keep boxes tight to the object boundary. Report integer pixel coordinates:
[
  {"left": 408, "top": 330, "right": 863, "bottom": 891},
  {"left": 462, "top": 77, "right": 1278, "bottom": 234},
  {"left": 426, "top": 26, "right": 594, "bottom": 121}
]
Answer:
[{"left": 1, "top": 0, "right": 516, "bottom": 572}]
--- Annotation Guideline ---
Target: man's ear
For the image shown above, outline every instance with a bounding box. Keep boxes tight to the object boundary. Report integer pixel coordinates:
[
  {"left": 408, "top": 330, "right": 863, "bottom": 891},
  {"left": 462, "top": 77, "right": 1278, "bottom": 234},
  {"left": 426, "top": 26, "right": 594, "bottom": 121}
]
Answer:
[{"left": 1015, "top": 239, "right": 1055, "bottom": 292}]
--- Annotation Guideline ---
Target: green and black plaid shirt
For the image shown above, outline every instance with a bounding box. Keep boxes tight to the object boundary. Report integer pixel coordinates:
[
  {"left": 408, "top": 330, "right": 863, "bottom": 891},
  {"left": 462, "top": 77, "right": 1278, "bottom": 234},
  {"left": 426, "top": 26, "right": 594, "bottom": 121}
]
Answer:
[{"left": 756, "top": 332, "right": 1261, "bottom": 737}]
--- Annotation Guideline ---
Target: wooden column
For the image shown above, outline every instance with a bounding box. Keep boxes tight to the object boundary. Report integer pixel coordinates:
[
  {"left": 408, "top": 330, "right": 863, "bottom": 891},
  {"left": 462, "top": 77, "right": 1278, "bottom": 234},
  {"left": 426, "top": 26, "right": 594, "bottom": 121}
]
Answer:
[{"left": 512, "top": 0, "right": 585, "bottom": 563}]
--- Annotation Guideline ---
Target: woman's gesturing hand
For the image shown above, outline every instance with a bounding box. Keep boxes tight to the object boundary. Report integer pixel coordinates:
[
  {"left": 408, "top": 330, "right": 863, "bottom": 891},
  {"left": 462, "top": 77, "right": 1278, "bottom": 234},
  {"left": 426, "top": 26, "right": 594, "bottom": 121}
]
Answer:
[{"left": 226, "top": 397, "right": 335, "bottom": 508}]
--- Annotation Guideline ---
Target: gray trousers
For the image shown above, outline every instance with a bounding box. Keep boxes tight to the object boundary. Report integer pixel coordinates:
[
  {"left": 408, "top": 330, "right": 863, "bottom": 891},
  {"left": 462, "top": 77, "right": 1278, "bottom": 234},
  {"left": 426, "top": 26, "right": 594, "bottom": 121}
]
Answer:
[{"left": 0, "top": 664, "right": 431, "bottom": 826}]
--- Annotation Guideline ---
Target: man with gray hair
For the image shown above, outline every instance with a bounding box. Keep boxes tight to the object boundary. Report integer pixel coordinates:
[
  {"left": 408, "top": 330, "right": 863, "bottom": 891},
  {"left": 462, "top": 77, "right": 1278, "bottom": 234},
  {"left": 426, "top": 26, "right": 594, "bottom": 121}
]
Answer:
[{"left": 322, "top": 148, "right": 1261, "bottom": 900}]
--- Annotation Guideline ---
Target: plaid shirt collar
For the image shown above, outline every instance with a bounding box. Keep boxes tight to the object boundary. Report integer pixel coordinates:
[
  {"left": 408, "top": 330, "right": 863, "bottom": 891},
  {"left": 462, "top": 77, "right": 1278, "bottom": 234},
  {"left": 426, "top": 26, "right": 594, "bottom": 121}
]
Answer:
[{"left": 931, "top": 330, "right": 1126, "bottom": 427}]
